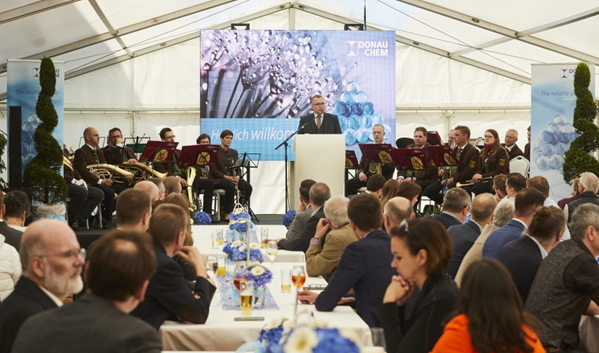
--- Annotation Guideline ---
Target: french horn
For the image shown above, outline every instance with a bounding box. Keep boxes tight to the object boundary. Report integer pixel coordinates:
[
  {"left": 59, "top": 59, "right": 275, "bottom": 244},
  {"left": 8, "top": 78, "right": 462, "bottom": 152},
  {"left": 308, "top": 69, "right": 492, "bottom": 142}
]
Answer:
[
  {"left": 87, "top": 164, "right": 135, "bottom": 186},
  {"left": 118, "top": 162, "right": 167, "bottom": 183}
]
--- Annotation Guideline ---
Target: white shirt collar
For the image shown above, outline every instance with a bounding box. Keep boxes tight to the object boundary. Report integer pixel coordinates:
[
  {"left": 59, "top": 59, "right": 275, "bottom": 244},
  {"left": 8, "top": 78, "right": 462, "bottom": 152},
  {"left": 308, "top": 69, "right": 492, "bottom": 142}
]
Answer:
[
  {"left": 506, "top": 144, "right": 514, "bottom": 151},
  {"left": 526, "top": 234, "right": 548, "bottom": 259},
  {"left": 85, "top": 143, "right": 97, "bottom": 151},
  {"left": 39, "top": 285, "right": 64, "bottom": 307},
  {"left": 314, "top": 112, "right": 324, "bottom": 119}
]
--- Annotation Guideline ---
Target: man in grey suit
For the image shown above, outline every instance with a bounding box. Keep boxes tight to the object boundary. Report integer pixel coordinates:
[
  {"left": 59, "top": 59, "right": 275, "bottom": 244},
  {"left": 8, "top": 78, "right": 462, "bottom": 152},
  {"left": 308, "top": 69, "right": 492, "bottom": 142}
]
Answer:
[
  {"left": 284, "top": 179, "right": 316, "bottom": 242},
  {"left": 446, "top": 193, "right": 497, "bottom": 278},
  {"left": 12, "top": 230, "right": 161, "bottom": 353},
  {"left": 297, "top": 94, "right": 342, "bottom": 134}
]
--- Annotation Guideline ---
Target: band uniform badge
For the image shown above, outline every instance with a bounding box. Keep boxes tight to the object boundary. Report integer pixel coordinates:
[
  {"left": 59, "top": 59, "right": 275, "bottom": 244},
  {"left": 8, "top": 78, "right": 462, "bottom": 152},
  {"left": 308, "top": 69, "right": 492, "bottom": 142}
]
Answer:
[
  {"left": 499, "top": 159, "right": 506, "bottom": 166},
  {"left": 469, "top": 160, "right": 476, "bottom": 169}
]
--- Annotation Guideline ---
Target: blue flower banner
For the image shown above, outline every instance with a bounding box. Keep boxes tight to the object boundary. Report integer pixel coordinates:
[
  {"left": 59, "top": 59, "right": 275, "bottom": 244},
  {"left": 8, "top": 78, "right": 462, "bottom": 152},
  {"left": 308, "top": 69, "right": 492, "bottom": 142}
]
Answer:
[{"left": 200, "top": 30, "right": 396, "bottom": 161}]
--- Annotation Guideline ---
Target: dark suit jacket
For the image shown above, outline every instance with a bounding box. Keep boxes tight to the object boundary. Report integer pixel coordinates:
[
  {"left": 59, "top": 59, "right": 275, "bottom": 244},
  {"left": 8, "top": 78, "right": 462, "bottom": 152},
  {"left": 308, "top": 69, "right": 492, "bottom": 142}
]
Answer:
[
  {"left": 315, "top": 229, "right": 396, "bottom": 327},
  {"left": 153, "top": 149, "right": 181, "bottom": 177},
  {"left": 0, "top": 222, "right": 22, "bottom": 251},
  {"left": 524, "top": 143, "right": 530, "bottom": 160},
  {"left": 427, "top": 212, "right": 462, "bottom": 230},
  {"left": 73, "top": 145, "right": 107, "bottom": 184},
  {"left": 284, "top": 205, "right": 312, "bottom": 243},
  {"left": 482, "top": 219, "right": 526, "bottom": 260},
  {"left": 0, "top": 277, "right": 58, "bottom": 353},
  {"left": 497, "top": 236, "right": 543, "bottom": 303},
  {"left": 208, "top": 147, "right": 240, "bottom": 185},
  {"left": 478, "top": 146, "right": 510, "bottom": 178},
  {"left": 297, "top": 113, "right": 342, "bottom": 134},
  {"left": 446, "top": 220, "right": 482, "bottom": 278},
  {"left": 278, "top": 207, "right": 325, "bottom": 252},
  {"left": 12, "top": 294, "right": 161, "bottom": 353},
  {"left": 566, "top": 191, "right": 599, "bottom": 222},
  {"left": 445, "top": 144, "right": 479, "bottom": 183},
  {"left": 130, "top": 244, "right": 216, "bottom": 329},
  {"left": 503, "top": 143, "right": 524, "bottom": 160},
  {"left": 101, "top": 145, "right": 136, "bottom": 165},
  {"left": 359, "top": 148, "right": 395, "bottom": 180}
]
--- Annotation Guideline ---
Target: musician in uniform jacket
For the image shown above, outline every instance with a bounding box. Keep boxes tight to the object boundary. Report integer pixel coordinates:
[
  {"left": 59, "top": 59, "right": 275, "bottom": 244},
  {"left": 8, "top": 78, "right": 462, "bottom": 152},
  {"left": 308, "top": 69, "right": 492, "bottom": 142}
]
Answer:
[
  {"left": 467, "top": 129, "right": 510, "bottom": 196},
  {"left": 502, "top": 128, "right": 524, "bottom": 160},
  {"left": 153, "top": 127, "right": 186, "bottom": 186},
  {"left": 423, "top": 125, "right": 479, "bottom": 206},
  {"left": 102, "top": 127, "right": 137, "bottom": 165},
  {"left": 397, "top": 127, "right": 438, "bottom": 195}
]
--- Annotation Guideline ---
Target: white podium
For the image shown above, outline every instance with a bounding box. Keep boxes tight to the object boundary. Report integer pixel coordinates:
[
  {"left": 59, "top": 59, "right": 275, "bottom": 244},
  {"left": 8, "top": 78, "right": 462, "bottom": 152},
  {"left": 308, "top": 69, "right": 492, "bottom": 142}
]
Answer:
[{"left": 293, "top": 134, "right": 345, "bottom": 209}]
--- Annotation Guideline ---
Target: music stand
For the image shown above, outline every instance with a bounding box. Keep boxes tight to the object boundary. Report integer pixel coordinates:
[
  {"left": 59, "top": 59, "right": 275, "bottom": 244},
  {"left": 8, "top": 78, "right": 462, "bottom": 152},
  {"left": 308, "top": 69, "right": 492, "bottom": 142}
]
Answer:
[
  {"left": 178, "top": 144, "right": 219, "bottom": 168},
  {"left": 345, "top": 150, "right": 360, "bottom": 182},
  {"left": 390, "top": 147, "right": 429, "bottom": 172},
  {"left": 125, "top": 136, "right": 150, "bottom": 155},
  {"left": 427, "top": 131, "right": 443, "bottom": 146},
  {"left": 232, "top": 152, "right": 260, "bottom": 222},
  {"left": 139, "top": 141, "right": 179, "bottom": 167},
  {"left": 426, "top": 145, "right": 460, "bottom": 197},
  {"left": 358, "top": 143, "right": 394, "bottom": 169}
]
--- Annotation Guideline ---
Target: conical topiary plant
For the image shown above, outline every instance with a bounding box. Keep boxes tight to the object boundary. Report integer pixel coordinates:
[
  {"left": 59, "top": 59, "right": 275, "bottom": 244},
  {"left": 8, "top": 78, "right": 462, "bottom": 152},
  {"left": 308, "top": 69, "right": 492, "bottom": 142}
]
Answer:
[
  {"left": 562, "top": 62, "right": 599, "bottom": 183},
  {"left": 23, "top": 57, "right": 67, "bottom": 204}
]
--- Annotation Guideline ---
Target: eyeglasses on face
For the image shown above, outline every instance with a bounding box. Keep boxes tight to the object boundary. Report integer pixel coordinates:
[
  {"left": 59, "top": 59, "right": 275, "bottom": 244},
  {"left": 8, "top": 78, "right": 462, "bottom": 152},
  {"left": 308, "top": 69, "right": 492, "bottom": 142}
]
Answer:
[
  {"left": 36, "top": 248, "right": 86, "bottom": 260},
  {"left": 311, "top": 102, "right": 325, "bottom": 106}
]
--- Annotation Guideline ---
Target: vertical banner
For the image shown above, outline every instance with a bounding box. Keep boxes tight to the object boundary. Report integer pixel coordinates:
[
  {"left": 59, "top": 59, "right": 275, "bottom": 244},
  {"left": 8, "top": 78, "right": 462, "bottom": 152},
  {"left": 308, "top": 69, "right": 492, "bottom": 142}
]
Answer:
[
  {"left": 530, "top": 63, "right": 595, "bottom": 200},
  {"left": 7, "top": 59, "right": 65, "bottom": 177},
  {"left": 200, "top": 30, "right": 396, "bottom": 161}
]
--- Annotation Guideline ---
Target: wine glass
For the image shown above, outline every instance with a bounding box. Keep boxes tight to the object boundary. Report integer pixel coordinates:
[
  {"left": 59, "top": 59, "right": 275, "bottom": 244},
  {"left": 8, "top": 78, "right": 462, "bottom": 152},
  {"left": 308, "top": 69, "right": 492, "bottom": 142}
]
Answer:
[
  {"left": 292, "top": 265, "right": 306, "bottom": 290},
  {"left": 267, "top": 241, "right": 278, "bottom": 269}
]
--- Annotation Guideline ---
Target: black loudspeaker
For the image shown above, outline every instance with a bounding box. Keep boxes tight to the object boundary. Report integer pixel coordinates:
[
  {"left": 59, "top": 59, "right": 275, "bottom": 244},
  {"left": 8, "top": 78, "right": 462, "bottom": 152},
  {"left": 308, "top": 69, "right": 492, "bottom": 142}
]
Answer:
[{"left": 8, "top": 106, "right": 22, "bottom": 188}]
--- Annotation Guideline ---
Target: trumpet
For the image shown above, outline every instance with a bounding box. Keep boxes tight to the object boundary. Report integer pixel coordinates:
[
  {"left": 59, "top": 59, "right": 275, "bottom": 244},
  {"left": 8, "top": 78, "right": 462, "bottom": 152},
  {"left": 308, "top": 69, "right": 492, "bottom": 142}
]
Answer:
[
  {"left": 457, "top": 176, "right": 493, "bottom": 188},
  {"left": 87, "top": 164, "right": 135, "bottom": 185}
]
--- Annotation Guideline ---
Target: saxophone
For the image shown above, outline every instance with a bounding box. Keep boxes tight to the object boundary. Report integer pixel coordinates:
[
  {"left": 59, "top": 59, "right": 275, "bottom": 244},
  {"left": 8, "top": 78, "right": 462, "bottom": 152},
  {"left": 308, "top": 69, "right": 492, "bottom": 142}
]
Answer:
[{"left": 87, "top": 164, "right": 135, "bottom": 186}]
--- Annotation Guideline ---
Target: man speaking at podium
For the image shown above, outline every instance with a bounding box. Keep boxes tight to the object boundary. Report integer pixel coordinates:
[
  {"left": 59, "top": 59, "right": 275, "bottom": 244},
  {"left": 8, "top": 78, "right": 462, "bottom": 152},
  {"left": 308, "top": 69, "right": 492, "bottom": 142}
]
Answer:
[{"left": 298, "top": 95, "right": 342, "bottom": 134}]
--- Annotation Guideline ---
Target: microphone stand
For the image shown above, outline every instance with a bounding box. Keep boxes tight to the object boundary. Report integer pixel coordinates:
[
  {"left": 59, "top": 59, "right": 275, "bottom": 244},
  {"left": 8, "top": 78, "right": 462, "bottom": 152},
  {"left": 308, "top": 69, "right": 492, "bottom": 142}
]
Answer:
[{"left": 275, "top": 115, "right": 320, "bottom": 212}]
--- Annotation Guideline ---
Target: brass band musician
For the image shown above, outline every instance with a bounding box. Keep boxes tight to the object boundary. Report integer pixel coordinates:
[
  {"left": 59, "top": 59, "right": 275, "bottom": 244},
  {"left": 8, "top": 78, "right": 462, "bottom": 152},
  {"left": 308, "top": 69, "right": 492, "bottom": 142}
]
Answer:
[
  {"left": 153, "top": 127, "right": 188, "bottom": 188},
  {"left": 397, "top": 126, "right": 438, "bottom": 193},
  {"left": 466, "top": 129, "right": 510, "bottom": 196},
  {"left": 195, "top": 134, "right": 217, "bottom": 222},
  {"left": 102, "top": 127, "right": 138, "bottom": 166}
]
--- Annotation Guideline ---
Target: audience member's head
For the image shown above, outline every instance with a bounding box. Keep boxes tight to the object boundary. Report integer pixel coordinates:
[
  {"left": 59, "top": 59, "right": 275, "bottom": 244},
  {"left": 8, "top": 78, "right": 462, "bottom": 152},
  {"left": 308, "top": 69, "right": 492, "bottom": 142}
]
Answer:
[
  {"left": 348, "top": 193, "right": 382, "bottom": 235},
  {"left": 3, "top": 190, "right": 30, "bottom": 224},
  {"left": 578, "top": 172, "right": 599, "bottom": 194},
  {"left": 442, "top": 188, "right": 471, "bottom": 222},
  {"left": 470, "top": 193, "right": 497, "bottom": 226},
  {"left": 456, "top": 259, "right": 538, "bottom": 353},
  {"left": 569, "top": 203, "right": 599, "bottom": 256},
  {"left": 163, "top": 193, "right": 193, "bottom": 246},
  {"left": 20, "top": 220, "right": 85, "bottom": 299},
  {"left": 323, "top": 196, "right": 350, "bottom": 229},
  {"left": 506, "top": 173, "right": 526, "bottom": 198},
  {"left": 571, "top": 177, "right": 581, "bottom": 196},
  {"left": 396, "top": 181, "right": 422, "bottom": 206},
  {"left": 492, "top": 174, "right": 508, "bottom": 200},
  {"left": 380, "top": 179, "right": 401, "bottom": 210},
  {"left": 148, "top": 204, "right": 188, "bottom": 255},
  {"left": 366, "top": 174, "right": 386, "bottom": 196},
  {"left": 390, "top": 218, "right": 452, "bottom": 278},
  {"left": 514, "top": 188, "right": 545, "bottom": 223},
  {"left": 526, "top": 176, "right": 550, "bottom": 199},
  {"left": 162, "top": 176, "right": 182, "bottom": 196},
  {"left": 383, "top": 197, "right": 414, "bottom": 230},
  {"left": 528, "top": 206, "right": 565, "bottom": 252},
  {"left": 116, "top": 189, "right": 152, "bottom": 232},
  {"left": 86, "top": 230, "right": 157, "bottom": 311},
  {"left": 299, "top": 179, "right": 317, "bottom": 206},
  {"left": 494, "top": 198, "right": 515, "bottom": 227},
  {"left": 309, "top": 182, "right": 330, "bottom": 208},
  {"left": 148, "top": 178, "right": 165, "bottom": 201},
  {"left": 134, "top": 180, "right": 160, "bottom": 203}
]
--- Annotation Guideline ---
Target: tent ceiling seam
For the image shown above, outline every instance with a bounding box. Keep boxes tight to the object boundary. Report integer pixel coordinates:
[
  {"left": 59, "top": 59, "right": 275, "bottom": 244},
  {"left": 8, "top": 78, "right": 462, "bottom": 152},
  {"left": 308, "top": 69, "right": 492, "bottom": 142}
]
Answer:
[{"left": 0, "top": 0, "right": 80, "bottom": 24}]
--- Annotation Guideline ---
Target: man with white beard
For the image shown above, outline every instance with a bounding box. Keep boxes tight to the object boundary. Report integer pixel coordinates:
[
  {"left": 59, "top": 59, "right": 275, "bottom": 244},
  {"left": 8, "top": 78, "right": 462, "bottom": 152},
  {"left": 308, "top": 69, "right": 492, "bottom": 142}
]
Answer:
[{"left": 0, "top": 220, "right": 85, "bottom": 353}]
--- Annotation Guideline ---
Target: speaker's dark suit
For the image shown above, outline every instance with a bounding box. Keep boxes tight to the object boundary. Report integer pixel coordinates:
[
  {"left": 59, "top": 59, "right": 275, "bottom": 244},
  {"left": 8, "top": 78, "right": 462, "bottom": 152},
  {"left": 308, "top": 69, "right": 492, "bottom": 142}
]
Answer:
[
  {"left": 446, "top": 220, "right": 482, "bottom": 278},
  {"left": 0, "top": 277, "right": 58, "bottom": 353},
  {"left": 497, "top": 236, "right": 543, "bottom": 303},
  {"left": 0, "top": 222, "right": 22, "bottom": 251},
  {"left": 11, "top": 293, "right": 161, "bottom": 353},
  {"left": 297, "top": 113, "right": 342, "bottom": 134},
  {"left": 278, "top": 207, "right": 325, "bottom": 252}
]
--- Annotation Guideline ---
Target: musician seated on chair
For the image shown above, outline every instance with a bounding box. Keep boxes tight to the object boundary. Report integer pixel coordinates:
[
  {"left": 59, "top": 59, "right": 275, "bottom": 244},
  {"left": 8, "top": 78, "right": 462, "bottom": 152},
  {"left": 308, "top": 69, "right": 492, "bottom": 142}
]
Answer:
[
  {"left": 208, "top": 130, "right": 253, "bottom": 221},
  {"left": 102, "top": 127, "right": 138, "bottom": 166},
  {"left": 153, "top": 127, "right": 188, "bottom": 189},
  {"left": 502, "top": 128, "right": 524, "bottom": 160},
  {"left": 345, "top": 124, "right": 395, "bottom": 197},
  {"left": 463, "top": 129, "right": 510, "bottom": 197},
  {"left": 73, "top": 127, "right": 126, "bottom": 228},
  {"left": 422, "top": 125, "right": 478, "bottom": 206},
  {"left": 194, "top": 134, "right": 217, "bottom": 223},
  {"left": 397, "top": 126, "right": 438, "bottom": 201}
]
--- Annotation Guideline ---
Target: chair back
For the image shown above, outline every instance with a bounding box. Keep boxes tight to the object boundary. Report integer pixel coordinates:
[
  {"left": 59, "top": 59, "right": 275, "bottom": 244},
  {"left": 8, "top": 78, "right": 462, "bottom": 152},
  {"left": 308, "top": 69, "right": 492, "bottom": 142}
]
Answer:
[{"left": 509, "top": 156, "right": 530, "bottom": 178}]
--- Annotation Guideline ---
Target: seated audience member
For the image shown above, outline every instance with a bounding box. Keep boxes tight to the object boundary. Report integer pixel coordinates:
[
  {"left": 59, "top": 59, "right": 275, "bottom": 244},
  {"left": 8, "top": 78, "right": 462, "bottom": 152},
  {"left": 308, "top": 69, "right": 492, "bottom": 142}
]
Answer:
[
  {"left": 131, "top": 204, "right": 216, "bottom": 329},
  {"left": 383, "top": 197, "right": 415, "bottom": 231},
  {"left": 482, "top": 188, "right": 545, "bottom": 260},
  {"left": 162, "top": 176, "right": 182, "bottom": 197},
  {"left": 0, "top": 220, "right": 84, "bottom": 353},
  {"left": 380, "top": 179, "right": 401, "bottom": 210},
  {"left": 396, "top": 181, "right": 422, "bottom": 206},
  {"left": 446, "top": 193, "right": 496, "bottom": 278},
  {"left": 116, "top": 189, "right": 152, "bottom": 233},
  {"left": 148, "top": 178, "right": 166, "bottom": 201},
  {"left": 431, "top": 260, "right": 544, "bottom": 353},
  {"left": 564, "top": 172, "right": 599, "bottom": 222},
  {"left": 558, "top": 176, "right": 580, "bottom": 210},
  {"left": 498, "top": 207, "right": 565, "bottom": 302},
  {"left": 163, "top": 193, "right": 196, "bottom": 282},
  {"left": 492, "top": 174, "right": 508, "bottom": 202},
  {"left": 278, "top": 183, "right": 330, "bottom": 252},
  {"left": 427, "top": 188, "right": 471, "bottom": 230},
  {"left": 505, "top": 172, "right": 526, "bottom": 199},
  {"left": 525, "top": 203, "right": 599, "bottom": 351},
  {"left": 0, "top": 233, "right": 20, "bottom": 301},
  {"left": 284, "top": 179, "right": 317, "bottom": 243},
  {"left": 3, "top": 191, "right": 30, "bottom": 232},
  {"left": 0, "top": 192, "right": 24, "bottom": 250},
  {"left": 12, "top": 230, "right": 161, "bottom": 353},
  {"left": 298, "top": 193, "right": 396, "bottom": 327},
  {"left": 134, "top": 180, "right": 160, "bottom": 203},
  {"left": 306, "top": 196, "right": 357, "bottom": 282},
  {"left": 527, "top": 176, "right": 558, "bottom": 207},
  {"left": 455, "top": 198, "right": 515, "bottom": 286},
  {"left": 366, "top": 174, "right": 386, "bottom": 197},
  {"left": 379, "top": 219, "right": 458, "bottom": 353}
]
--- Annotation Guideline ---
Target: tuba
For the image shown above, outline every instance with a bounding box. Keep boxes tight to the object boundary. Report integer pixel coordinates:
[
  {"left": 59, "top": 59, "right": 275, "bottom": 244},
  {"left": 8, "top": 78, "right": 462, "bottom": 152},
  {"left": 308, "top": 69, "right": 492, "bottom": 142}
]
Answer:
[
  {"left": 119, "top": 162, "right": 167, "bottom": 183},
  {"left": 87, "top": 164, "right": 135, "bottom": 186},
  {"left": 186, "top": 166, "right": 199, "bottom": 211}
]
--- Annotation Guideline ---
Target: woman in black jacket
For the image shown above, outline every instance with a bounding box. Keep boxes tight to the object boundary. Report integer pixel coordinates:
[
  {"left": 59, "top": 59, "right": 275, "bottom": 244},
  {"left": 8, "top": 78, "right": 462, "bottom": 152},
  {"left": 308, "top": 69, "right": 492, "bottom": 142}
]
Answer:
[{"left": 379, "top": 218, "right": 458, "bottom": 353}]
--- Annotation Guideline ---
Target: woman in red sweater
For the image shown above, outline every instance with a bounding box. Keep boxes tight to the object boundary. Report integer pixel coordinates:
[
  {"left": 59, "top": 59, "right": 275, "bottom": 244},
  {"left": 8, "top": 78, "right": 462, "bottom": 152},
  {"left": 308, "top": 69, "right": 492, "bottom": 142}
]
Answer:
[{"left": 431, "top": 259, "right": 544, "bottom": 353}]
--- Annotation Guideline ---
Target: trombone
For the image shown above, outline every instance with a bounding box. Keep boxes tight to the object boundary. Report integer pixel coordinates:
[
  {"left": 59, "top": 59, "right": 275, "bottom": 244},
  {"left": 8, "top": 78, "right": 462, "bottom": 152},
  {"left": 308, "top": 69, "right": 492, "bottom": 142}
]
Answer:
[{"left": 457, "top": 176, "right": 492, "bottom": 188}]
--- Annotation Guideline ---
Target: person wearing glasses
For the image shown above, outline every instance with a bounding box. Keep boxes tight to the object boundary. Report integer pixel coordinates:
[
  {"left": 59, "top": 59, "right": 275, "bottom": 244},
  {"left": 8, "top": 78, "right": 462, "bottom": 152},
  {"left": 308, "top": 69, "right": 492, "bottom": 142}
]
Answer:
[
  {"left": 153, "top": 127, "right": 188, "bottom": 188},
  {"left": 379, "top": 218, "right": 458, "bottom": 353},
  {"left": 0, "top": 220, "right": 86, "bottom": 353},
  {"left": 297, "top": 94, "right": 342, "bottom": 134}
]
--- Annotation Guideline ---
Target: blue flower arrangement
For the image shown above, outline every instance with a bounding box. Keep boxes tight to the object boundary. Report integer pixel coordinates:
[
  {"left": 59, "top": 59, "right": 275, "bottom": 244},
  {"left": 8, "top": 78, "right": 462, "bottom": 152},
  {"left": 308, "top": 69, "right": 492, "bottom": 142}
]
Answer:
[
  {"left": 229, "top": 207, "right": 252, "bottom": 232},
  {"left": 222, "top": 241, "right": 263, "bottom": 263},
  {"left": 282, "top": 210, "right": 296, "bottom": 227},
  {"left": 193, "top": 211, "right": 212, "bottom": 225},
  {"left": 247, "top": 262, "right": 273, "bottom": 288}
]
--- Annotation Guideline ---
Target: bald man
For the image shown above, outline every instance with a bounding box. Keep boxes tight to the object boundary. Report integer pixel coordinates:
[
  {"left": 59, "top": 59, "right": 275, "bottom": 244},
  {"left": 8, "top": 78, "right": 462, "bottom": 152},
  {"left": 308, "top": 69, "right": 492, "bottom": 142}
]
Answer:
[
  {"left": 382, "top": 197, "right": 414, "bottom": 231},
  {"left": 0, "top": 220, "right": 86, "bottom": 353},
  {"left": 134, "top": 181, "right": 160, "bottom": 203}
]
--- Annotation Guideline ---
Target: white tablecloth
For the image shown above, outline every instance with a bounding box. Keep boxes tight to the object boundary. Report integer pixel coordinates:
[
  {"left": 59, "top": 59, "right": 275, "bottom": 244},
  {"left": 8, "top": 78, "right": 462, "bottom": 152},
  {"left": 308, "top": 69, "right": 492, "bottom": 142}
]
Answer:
[
  {"left": 191, "top": 225, "right": 305, "bottom": 263},
  {"left": 580, "top": 315, "right": 599, "bottom": 353},
  {"left": 160, "top": 263, "right": 372, "bottom": 351}
]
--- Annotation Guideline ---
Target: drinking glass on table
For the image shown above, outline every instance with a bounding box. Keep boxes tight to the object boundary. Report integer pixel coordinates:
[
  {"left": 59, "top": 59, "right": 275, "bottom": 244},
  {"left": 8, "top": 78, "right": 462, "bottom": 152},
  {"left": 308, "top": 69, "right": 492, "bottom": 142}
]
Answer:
[
  {"left": 216, "top": 255, "right": 226, "bottom": 276},
  {"left": 206, "top": 256, "right": 217, "bottom": 277},
  {"left": 240, "top": 280, "right": 254, "bottom": 317},
  {"left": 267, "top": 241, "right": 278, "bottom": 268},
  {"left": 367, "top": 327, "right": 386, "bottom": 353},
  {"left": 292, "top": 265, "right": 306, "bottom": 290},
  {"left": 260, "top": 227, "right": 269, "bottom": 248},
  {"left": 211, "top": 232, "right": 219, "bottom": 249},
  {"left": 281, "top": 269, "right": 291, "bottom": 293}
]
